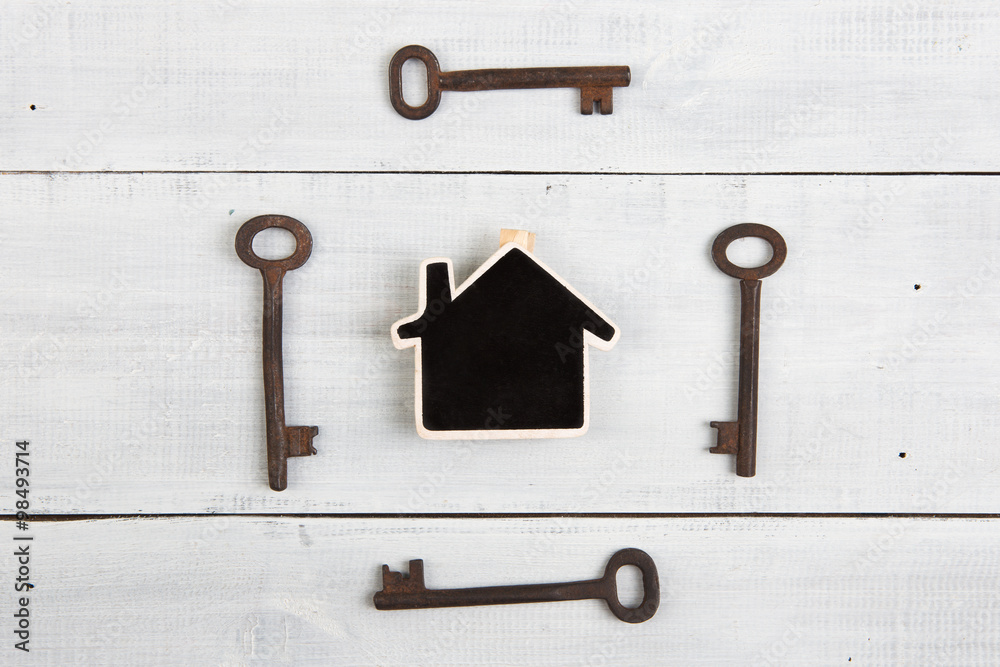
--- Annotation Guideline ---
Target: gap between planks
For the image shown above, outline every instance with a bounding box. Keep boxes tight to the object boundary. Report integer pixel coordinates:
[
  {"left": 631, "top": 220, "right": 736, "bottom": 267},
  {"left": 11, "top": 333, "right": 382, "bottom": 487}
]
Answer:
[
  {"left": 3, "top": 170, "right": 1000, "bottom": 176},
  {"left": 6, "top": 512, "right": 1000, "bottom": 523}
]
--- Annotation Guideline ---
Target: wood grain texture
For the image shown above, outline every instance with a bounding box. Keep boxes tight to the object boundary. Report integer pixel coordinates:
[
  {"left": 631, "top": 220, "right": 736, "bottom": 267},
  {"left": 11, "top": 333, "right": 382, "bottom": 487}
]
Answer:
[
  {"left": 498, "top": 229, "right": 535, "bottom": 252},
  {"left": 3, "top": 516, "right": 998, "bottom": 665},
  {"left": 1, "top": 0, "right": 998, "bottom": 172},
  {"left": 2, "top": 173, "right": 998, "bottom": 514},
  {"left": 2, "top": 0, "right": 996, "bottom": 661}
]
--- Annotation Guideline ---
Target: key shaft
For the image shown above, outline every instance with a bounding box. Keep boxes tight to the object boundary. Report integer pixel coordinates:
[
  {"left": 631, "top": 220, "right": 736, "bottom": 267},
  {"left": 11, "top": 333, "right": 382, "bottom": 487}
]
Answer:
[
  {"left": 374, "top": 578, "right": 605, "bottom": 610},
  {"left": 236, "top": 215, "right": 318, "bottom": 491},
  {"left": 729, "top": 278, "right": 762, "bottom": 477},
  {"left": 438, "top": 66, "right": 630, "bottom": 92}
]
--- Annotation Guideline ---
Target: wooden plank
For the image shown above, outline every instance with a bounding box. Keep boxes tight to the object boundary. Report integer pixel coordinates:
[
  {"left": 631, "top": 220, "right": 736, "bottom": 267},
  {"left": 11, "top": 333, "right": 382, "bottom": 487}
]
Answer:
[
  {"left": 7, "top": 516, "right": 999, "bottom": 664},
  {"left": 2, "top": 172, "right": 998, "bottom": 514},
  {"left": 1, "top": 0, "right": 998, "bottom": 172}
]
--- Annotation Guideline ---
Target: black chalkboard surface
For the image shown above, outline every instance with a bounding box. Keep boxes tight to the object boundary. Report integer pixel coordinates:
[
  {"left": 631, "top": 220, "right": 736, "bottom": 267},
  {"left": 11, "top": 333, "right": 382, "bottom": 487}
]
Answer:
[{"left": 392, "top": 241, "right": 619, "bottom": 439}]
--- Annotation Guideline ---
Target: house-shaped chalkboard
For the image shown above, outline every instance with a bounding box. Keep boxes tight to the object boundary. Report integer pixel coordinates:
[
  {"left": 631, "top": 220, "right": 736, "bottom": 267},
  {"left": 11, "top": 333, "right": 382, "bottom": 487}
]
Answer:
[{"left": 391, "top": 235, "right": 619, "bottom": 439}]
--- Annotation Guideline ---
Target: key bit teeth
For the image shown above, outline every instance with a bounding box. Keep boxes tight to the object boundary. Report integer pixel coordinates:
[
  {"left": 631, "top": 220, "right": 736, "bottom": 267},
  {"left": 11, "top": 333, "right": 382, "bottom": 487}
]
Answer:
[
  {"left": 381, "top": 564, "right": 402, "bottom": 587},
  {"left": 709, "top": 421, "right": 739, "bottom": 455},
  {"left": 580, "top": 87, "right": 614, "bottom": 115},
  {"left": 381, "top": 560, "right": 425, "bottom": 593},
  {"left": 598, "top": 90, "right": 613, "bottom": 114},
  {"left": 286, "top": 425, "right": 319, "bottom": 457}
]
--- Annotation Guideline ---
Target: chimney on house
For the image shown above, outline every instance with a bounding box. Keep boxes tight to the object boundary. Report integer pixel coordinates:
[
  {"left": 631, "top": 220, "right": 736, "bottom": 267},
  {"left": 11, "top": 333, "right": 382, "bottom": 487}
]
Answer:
[{"left": 424, "top": 261, "right": 452, "bottom": 308}]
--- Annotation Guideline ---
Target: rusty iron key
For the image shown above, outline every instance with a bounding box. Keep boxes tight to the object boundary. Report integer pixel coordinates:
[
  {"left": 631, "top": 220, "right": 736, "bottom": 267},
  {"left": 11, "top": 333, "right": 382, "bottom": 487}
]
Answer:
[
  {"left": 374, "top": 548, "right": 659, "bottom": 623},
  {"left": 235, "top": 215, "right": 318, "bottom": 491},
  {"left": 389, "top": 45, "right": 631, "bottom": 120},
  {"left": 710, "top": 224, "right": 787, "bottom": 478}
]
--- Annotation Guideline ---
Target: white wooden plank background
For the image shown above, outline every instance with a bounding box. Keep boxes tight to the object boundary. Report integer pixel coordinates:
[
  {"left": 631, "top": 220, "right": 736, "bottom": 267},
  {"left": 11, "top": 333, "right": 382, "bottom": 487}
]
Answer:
[
  {"left": 3, "top": 0, "right": 999, "bottom": 663},
  {"left": 1, "top": 516, "right": 997, "bottom": 666},
  {"left": 2, "top": 173, "right": 998, "bottom": 514},
  {"left": 1, "top": 0, "right": 999, "bottom": 172}
]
